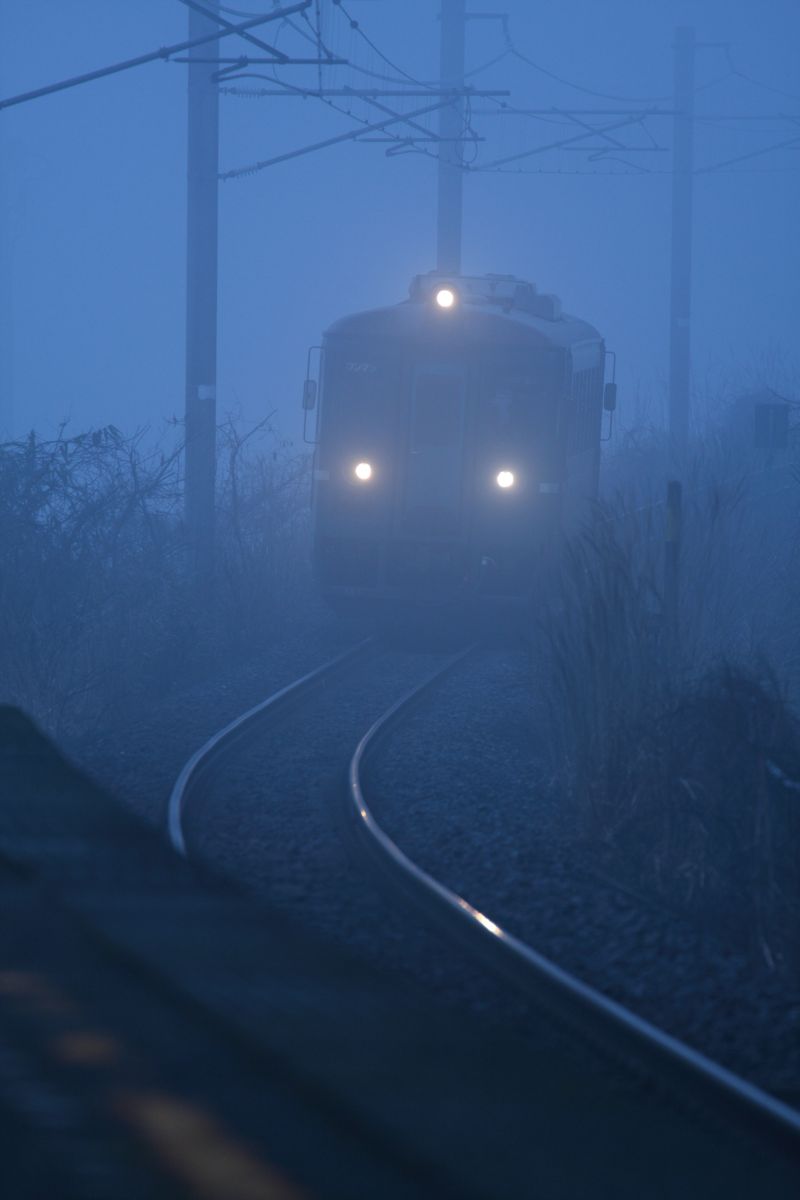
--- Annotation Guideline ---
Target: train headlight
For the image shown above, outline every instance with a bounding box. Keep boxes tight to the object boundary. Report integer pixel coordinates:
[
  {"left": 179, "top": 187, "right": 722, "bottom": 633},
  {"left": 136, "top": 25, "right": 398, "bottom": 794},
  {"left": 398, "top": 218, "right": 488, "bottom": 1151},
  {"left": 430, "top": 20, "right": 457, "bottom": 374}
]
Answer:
[
  {"left": 435, "top": 287, "right": 456, "bottom": 309},
  {"left": 354, "top": 461, "right": 373, "bottom": 482},
  {"left": 496, "top": 469, "right": 515, "bottom": 489}
]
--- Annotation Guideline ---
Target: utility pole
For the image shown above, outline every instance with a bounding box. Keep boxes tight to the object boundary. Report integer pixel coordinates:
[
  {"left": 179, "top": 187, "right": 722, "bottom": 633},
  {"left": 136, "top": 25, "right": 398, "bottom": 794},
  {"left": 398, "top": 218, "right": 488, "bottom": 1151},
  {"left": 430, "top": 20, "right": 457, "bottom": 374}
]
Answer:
[
  {"left": 437, "top": 0, "right": 466, "bottom": 275},
  {"left": 0, "top": 120, "right": 13, "bottom": 436},
  {"left": 668, "top": 26, "right": 695, "bottom": 462},
  {"left": 185, "top": 0, "right": 219, "bottom": 567}
]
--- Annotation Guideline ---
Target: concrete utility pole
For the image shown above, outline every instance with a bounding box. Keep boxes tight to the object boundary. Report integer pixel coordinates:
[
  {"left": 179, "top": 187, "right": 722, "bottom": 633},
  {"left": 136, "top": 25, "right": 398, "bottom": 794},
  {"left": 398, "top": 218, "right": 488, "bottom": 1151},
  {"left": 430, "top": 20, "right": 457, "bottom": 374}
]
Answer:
[
  {"left": 437, "top": 0, "right": 466, "bottom": 274},
  {"left": 0, "top": 121, "right": 14, "bottom": 436},
  {"left": 185, "top": 0, "right": 220, "bottom": 567},
  {"left": 669, "top": 26, "right": 695, "bottom": 462}
]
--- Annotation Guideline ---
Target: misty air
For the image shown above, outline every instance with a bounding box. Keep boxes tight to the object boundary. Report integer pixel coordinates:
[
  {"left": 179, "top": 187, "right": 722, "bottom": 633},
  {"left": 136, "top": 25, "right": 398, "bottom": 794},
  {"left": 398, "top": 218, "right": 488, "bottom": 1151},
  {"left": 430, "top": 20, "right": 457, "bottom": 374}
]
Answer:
[{"left": 0, "top": 2, "right": 798, "bottom": 1197}]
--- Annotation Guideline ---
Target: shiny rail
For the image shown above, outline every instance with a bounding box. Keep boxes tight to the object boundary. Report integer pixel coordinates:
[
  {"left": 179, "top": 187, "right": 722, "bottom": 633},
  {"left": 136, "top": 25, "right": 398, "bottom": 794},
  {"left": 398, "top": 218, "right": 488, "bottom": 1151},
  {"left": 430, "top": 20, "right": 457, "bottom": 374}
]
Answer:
[
  {"left": 168, "top": 639, "right": 375, "bottom": 856},
  {"left": 347, "top": 648, "right": 800, "bottom": 1162}
]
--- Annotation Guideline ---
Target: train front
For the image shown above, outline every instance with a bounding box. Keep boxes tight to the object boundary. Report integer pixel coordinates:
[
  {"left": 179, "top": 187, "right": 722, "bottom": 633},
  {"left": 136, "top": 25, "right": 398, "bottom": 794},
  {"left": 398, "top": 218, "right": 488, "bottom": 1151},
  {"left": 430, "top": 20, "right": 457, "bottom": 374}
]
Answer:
[{"left": 307, "top": 273, "right": 601, "bottom": 612}]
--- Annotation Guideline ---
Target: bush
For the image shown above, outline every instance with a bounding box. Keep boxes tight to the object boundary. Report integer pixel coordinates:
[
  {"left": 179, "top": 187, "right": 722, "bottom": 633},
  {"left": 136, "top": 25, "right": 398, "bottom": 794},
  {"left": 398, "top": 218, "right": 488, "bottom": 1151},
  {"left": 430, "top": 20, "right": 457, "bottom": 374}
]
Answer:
[{"left": 0, "top": 420, "right": 312, "bottom": 736}]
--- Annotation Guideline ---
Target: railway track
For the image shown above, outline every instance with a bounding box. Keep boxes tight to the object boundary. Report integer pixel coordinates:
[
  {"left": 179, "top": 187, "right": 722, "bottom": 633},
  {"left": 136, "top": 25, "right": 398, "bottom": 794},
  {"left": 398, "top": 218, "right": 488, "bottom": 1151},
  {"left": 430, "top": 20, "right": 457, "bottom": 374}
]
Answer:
[
  {"left": 169, "top": 639, "right": 800, "bottom": 1182},
  {"left": 167, "top": 637, "right": 377, "bottom": 856}
]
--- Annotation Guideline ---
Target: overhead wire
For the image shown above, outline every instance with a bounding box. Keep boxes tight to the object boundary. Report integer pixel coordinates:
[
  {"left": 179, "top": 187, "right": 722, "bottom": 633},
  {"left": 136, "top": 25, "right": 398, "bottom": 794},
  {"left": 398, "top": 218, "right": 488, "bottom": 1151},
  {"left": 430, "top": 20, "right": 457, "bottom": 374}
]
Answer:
[
  {"left": 215, "top": 2, "right": 800, "bottom": 181},
  {"left": 333, "top": 0, "right": 436, "bottom": 91},
  {"left": 218, "top": 11, "right": 448, "bottom": 177},
  {"left": 724, "top": 46, "right": 800, "bottom": 103},
  {"left": 330, "top": 2, "right": 512, "bottom": 162},
  {"left": 215, "top": 1, "right": 448, "bottom": 168},
  {"left": 502, "top": 29, "right": 669, "bottom": 105}
]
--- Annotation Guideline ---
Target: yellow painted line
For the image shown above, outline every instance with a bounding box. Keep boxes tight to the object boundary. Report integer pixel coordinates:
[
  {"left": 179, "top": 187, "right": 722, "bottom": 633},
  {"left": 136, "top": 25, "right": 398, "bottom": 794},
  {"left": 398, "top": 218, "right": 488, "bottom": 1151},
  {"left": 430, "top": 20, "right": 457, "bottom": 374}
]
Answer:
[
  {"left": 114, "top": 1089, "right": 307, "bottom": 1200},
  {"left": 51, "top": 1031, "right": 122, "bottom": 1067}
]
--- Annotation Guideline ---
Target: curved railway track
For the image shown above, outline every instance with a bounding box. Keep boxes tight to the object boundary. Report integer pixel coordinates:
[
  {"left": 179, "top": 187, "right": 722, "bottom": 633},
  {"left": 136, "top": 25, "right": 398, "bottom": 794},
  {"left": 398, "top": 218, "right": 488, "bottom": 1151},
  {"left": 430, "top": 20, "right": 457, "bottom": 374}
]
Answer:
[
  {"left": 169, "top": 640, "right": 800, "bottom": 1171},
  {"left": 167, "top": 637, "right": 376, "bottom": 855}
]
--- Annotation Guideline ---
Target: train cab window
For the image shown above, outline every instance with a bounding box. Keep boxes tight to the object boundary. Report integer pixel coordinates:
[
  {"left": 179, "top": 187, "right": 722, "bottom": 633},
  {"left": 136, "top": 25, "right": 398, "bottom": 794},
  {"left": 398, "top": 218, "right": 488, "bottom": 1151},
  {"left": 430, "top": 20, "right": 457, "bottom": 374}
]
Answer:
[
  {"left": 484, "top": 369, "right": 551, "bottom": 442},
  {"left": 322, "top": 357, "right": 389, "bottom": 441}
]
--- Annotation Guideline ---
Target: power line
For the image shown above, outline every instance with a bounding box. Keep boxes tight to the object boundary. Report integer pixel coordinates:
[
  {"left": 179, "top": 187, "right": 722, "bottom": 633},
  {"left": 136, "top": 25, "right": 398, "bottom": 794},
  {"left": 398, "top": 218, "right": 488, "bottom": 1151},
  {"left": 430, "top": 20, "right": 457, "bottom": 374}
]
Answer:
[
  {"left": 0, "top": 1, "right": 312, "bottom": 111},
  {"left": 476, "top": 111, "right": 656, "bottom": 172},
  {"left": 218, "top": 3, "right": 274, "bottom": 13},
  {"left": 219, "top": 70, "right": 446, "bottom": 166},
  {"left": 469, "top": 165, "right": 800, "bottom": 176},
  {"left": 724, "top": 46, "right": 800, "bottom": 104},
  {"left": 215, "top": 3, "right": 800, "bottom": 183},
  {"left": 220, "top": 85, "right": 504, "bottom": 96},
  {"left": 7, "top": 2, "right": 796, "bottom": 183},
  {"left": 219, "top": 96, "right": 449, "bottom": 178},
  {"left": 333, "top": 0, "right": 435, "bottom": 91},
  {"left": 696, "top": 131, "right": 800, "bottom": 175},
  {"left": 501, "top": 24, "right": 669, "bottom": 106},
  {"left": 217, "top": 2, "right": 512, "bottom": 173},
  {"left": 176, "top": 0, "right": 293, "bottom": 60}
]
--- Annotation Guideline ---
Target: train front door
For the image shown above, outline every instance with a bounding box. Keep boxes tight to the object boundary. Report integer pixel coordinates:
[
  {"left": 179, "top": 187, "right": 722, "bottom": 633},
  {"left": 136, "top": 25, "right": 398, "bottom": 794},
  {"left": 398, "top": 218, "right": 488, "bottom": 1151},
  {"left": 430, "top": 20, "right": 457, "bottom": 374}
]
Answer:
[{"left": 401, "top": 367, "right": 465, "bottom": 540}]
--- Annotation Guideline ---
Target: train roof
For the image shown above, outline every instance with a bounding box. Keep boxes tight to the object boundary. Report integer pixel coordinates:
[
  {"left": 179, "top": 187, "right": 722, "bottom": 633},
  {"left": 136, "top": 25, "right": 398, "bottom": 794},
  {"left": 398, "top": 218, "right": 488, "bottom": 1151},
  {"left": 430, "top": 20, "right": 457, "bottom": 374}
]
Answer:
[{"left": 325, "top": 272, "right": 602, "bottom": 350}]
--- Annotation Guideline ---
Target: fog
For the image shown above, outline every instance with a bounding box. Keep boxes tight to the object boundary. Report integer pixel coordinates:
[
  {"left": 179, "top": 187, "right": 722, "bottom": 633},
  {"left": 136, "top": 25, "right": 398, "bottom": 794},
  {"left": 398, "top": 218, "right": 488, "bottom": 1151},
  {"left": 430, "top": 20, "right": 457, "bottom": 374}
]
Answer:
[
  {"left": 2, "top": 0, "right": 798, "bottom": 440},
  {"left": 2, "top": 8, "right": 800, "bottom": 1194}
]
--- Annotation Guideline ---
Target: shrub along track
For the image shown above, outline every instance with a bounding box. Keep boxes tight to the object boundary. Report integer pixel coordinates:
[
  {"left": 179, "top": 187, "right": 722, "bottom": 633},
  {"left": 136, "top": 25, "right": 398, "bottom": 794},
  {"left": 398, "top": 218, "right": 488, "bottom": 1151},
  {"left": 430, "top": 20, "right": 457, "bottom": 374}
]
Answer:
[{"left": 170, "top": 637, "right": 800, "bottom": 1192}]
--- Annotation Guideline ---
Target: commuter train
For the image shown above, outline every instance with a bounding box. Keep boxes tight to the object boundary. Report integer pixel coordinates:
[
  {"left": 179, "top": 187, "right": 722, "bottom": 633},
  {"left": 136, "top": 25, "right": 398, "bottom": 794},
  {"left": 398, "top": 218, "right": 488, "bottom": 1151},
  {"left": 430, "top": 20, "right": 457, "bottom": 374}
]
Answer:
[{"left": 303, "top": 272, "right": 615, "bottom": 609}]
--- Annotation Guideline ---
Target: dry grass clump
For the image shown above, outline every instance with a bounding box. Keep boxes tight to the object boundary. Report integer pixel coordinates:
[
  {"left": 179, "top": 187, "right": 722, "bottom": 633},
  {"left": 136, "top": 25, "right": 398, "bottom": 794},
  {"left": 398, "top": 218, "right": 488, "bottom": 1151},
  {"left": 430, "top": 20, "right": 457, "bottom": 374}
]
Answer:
[
  {"left": 540, "top": 505, "right": 665, "bottom": 833},
  {"left": 539, "top": 448, "right": 800, "bottom": 969},
  {"left": 592, "top": 662, "right": 800, "bottom": 971},
  {"left": 0, "top": 419, "right": 311, "bottom": 735}
]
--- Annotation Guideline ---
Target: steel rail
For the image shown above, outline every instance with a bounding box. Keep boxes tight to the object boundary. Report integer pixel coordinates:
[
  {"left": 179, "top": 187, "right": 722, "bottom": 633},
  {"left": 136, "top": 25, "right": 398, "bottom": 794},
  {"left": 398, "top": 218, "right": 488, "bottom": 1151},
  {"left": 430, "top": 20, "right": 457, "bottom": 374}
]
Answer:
[
  {"left": 347, "top": 653, "right": 800, "bottom": 1163},
  {"left": 168, "top": 638, "right": 375, "bottom": 856}
]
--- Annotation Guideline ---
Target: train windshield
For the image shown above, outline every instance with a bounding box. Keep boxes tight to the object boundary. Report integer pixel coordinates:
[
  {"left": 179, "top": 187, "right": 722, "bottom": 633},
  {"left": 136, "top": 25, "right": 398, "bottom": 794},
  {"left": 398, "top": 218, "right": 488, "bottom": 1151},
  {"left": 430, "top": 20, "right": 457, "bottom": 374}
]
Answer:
[{"left": 484, "top": 368, "right": 550, "bottom": 442}]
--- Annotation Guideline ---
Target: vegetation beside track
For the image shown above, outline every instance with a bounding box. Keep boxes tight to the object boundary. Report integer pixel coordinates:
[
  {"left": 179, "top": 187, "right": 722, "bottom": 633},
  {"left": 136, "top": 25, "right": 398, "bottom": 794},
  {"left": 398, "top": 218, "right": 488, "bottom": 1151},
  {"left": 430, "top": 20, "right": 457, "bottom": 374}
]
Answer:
[
  {"left": 538, "top": 412, "right": 800, "bottom": 972},
  {"left": 0, "top": 417, "right": 311, "bottom": 736}
]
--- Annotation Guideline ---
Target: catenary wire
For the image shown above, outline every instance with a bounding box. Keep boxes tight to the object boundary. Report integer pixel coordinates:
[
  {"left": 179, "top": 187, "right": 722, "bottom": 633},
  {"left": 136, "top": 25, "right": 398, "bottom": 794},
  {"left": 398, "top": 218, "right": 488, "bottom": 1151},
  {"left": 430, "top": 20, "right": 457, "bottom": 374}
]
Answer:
[{"left": 214, "top": 3, "right": 800, "bottom": 181}]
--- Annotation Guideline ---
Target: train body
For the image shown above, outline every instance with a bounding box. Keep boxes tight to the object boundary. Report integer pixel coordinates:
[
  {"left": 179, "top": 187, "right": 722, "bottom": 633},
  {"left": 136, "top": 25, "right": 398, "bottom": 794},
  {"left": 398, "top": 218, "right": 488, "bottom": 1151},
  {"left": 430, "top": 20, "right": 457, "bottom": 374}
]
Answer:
[{"left": 306, "top": 272, "right": 611, "bottom": 609}]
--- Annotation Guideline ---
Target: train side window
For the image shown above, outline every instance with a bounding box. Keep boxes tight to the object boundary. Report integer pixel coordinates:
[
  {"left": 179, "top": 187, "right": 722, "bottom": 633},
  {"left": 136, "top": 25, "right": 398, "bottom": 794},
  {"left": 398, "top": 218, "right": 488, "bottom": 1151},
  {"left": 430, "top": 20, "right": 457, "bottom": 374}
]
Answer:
[{"left": 412, "top": 374, "right": 463, "bottom": 448}]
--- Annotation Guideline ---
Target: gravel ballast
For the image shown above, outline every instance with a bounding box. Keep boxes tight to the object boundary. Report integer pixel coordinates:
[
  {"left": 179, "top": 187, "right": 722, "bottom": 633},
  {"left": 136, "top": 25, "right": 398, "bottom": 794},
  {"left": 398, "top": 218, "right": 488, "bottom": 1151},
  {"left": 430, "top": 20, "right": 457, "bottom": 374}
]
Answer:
[
  {"left": 368, "top": 646, "right": 800, "bottom": 1103},
  {"left": 67, "top": 612, "right": 799, "bottom": 1105}
]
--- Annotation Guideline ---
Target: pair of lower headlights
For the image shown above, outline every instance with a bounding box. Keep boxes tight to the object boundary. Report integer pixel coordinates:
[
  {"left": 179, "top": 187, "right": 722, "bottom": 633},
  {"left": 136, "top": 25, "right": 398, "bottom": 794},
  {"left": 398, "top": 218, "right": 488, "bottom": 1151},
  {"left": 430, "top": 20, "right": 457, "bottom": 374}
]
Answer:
[{"left": 354, "top": 462, "right": 516, "bottom": 489}]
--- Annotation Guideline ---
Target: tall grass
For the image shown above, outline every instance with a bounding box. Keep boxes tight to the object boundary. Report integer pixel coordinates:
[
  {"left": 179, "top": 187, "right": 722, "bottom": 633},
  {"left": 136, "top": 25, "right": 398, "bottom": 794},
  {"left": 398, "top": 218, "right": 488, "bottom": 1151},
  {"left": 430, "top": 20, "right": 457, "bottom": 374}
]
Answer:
[{"left": 538, "top": 418, "right": 800, "bottom": 969}]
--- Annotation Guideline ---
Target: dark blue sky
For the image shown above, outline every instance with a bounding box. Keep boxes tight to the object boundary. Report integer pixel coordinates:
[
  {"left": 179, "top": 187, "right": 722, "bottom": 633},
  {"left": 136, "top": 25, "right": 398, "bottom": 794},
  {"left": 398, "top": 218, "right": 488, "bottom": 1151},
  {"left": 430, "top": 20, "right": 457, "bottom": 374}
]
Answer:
[{"left": 1, "top": 0, "right": 798, "bottom": 443}]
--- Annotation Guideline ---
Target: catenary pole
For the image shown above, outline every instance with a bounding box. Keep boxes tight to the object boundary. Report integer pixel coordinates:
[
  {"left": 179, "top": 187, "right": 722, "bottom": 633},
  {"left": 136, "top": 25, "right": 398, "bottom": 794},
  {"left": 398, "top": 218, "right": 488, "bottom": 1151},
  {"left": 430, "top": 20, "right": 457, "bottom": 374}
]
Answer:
[
  {"left": 0, "top": 120, "right": 13, "bottom": 434},
  {"left": 669, "top": 26, "right": 695, "bottom": 461},
  {"left": 185, "top": 0, "right": 220, "bottom": 566},
  {"left": 437, "top": 0, "right": 466, "bottom": 274}
]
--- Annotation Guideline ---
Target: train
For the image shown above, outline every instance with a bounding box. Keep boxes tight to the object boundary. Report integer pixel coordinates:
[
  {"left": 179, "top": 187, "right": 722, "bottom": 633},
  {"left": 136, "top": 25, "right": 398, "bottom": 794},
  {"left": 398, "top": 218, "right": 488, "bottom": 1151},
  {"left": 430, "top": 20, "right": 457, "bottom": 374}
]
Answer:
[{"left": 302, "top": 271, "right": 615, "bottom": 612}]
